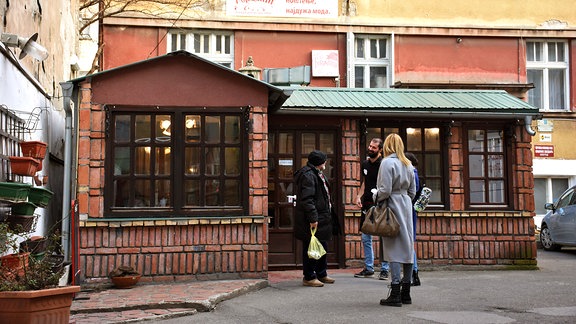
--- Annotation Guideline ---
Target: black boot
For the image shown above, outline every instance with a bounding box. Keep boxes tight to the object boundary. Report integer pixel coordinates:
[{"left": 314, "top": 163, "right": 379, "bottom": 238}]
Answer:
[
  {"left": 412, "top": 270, "right": 421, "bottom": 286},
  {"left": 380, "top": 283, "right": 402, "bottom": 307},
  {"left": 401, "top": 282, "right": 412, "bottom": 304}
]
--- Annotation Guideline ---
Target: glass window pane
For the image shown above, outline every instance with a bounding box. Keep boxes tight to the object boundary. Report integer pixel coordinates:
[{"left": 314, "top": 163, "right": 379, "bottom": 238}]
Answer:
[
  {"left": 366, "top": 128, "right": 381, "bottom": 145},
  {"left": 115, "top": 115, "right": 130, "bottom": 142},
  {"left": 193, "top": 34, "right": 200, "bottom": 53},
  {"left": 155, "top": 179, "right": 170, "bottom": 207},
  {"left": 170, "top": 34, "right": 177, "bottom": 51},
  {"left": 355, "top": 66, "right": 364, "bottom": 88},
  {"left": 527, "top": 70, "right": 543, "bottom": 108},
  {"left": 180, "top": 34, "right": 186, "bottom": 50},
  {"left": 369, "top": 66, "right": 387, "bottom": 88},
  {"left": 301, "top": 133, "right": 316, "bottom": 154},
  {"left": 470, "top": 180, "right": 485, "bottom": 203},
  {"left": 114, "top": 147, "right": 130, "bottom": 175},
  {"left": 487, "top": 130, "right": 502, "bottom": 152},
  {"left": 425, "top": 128, "right": 440, "bottom": 150},
  {"left": 224, "top": 35, "right": 231, "bottom": 54},
  {"left": 135, "top": 147, "right": 151, "bottom": 175},
  {"left": 205, "top": 116, "right": 220, "bottom": 143},
  {"left": 552, "top": 179, "right": 569, "bottom": 201},
  {"left": 135, "top": 115, "right": 151, "bottom": 142},
  {"left": 278, "top": 159, "right": 293, "bottom": 178},
  {"left": 468, "top": 130, "right": 484, "bottom": 152},
  {"left": 157, "top": 115, "right": 171, "bottom": 140},
  {"left": 225, "top": 116, "right": 240, "bottom": 143},
  {"left": 355, "top": 38, "right": 365, "bottom": 58},
  {"left": 205, "top": 147, "right": 220, "bottom": 175},
  {"left": 378, "top": 39, "right": 386, "bottom": 58},
  {"left": 203, "top": 35, "right": 209, "bottom": 53},
  {"left": 216, "top": 35, "right": 222, "bottom": 53},
  {"left": 113, "top": 178, "right": 129, "bottom": 207},
  {"left": 155, "top": 147, "right": 171, "bottom": 175},
  {"left": 556, "top": 42, "right": 565, "bottom": 61},
  {"left": 370, "top": 39, "right": 378, "bottom": 58},
  {"left": 206, "top": 179, "right": 220, "bottom": 205},
  {"left": 425, "top": 178, "right": 441, "bottom": 203},
  {"left": 319, "top": 133, "right": 334, "bottom": 154},
  {"left": 469, "top": 155, "right": 484, "bottom": 177},
  {"left": 534, "top": 178, "right": 547, "bottom": 214},
  {"left": 278, "top": 133, "right": 293, "bottom": 154},
  {"left": 224, "top": 147, "right": 240, "bottom": 175},
  {"left": 185, "top": 115, "right": 201, "bottom": 143},
  {"left": 406, "top": 128, "right": 422, "bottom": 151},
  {"left": 526, "top": 42, "right": 542, "bottom": 61},
  {"left": 135, "top": 180, "right": 151, "bottom": 207},
  {"left": 549, "top": 69, "right": 565, "bottom": 109},
  {"left": 488, "top": 155, "right": 503, "bottom": 178},
  {"left": 185, "top": 180, "right": 200, "bottom": 206},
  {"left": 185, "top": 147, "right": 200, "bottom": 175},
  {"left": 488, "top": 180, "right": 504, "bottom": 203},
  {"left": 224, "top": 180, "right": 240, "bottom": 206},
  {"left": 279, "top": 207, "right": 293, "bottom": 227},
  {"left": 425, "top": 153, "right": 441, "bottom": 177}
]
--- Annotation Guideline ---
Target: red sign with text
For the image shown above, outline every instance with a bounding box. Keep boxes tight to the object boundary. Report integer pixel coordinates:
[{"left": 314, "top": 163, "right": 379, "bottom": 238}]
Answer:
[{"left": 534, "top": 145, "right": 554, "bottom": 157}]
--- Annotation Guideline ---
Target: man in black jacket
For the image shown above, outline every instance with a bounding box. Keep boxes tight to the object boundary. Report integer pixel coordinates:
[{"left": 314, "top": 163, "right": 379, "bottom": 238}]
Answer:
[{"left": 294, "top": 150, "right": 335, "bottom": 287}]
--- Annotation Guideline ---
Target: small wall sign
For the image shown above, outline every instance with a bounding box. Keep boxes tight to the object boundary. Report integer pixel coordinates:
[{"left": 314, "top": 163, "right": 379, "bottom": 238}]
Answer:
[{"left": 534, "top": 145, "right": 554, "bottom": 157}]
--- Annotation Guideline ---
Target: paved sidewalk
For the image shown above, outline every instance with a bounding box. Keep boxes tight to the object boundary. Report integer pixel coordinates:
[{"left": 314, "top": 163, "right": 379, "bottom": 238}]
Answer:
[{"left": 70, "top": 269, "right": 350, "bottom": 323}]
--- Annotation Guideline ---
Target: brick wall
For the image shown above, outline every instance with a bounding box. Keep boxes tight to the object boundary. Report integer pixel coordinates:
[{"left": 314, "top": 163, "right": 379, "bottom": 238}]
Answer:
[
  {"left": 76, "top": 81, "right": 269, "bottom": 283},
  {"left": 341, "top": 119, "right": 537, "bottom": 269}
]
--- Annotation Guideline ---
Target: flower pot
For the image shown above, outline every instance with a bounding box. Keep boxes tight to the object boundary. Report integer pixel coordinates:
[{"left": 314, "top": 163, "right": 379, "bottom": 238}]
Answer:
[
  {"left": 28, "top": 187, "right": 53, "bottom": 208},
  {"left": 0, "top": 182, "right": 31, "bottom": 203},
  {"left": 19, "top": 141, "right": 47, "bottom": 159},
  {"left": 0, "top": 252, "right": 30, "bottom": 279},
  {"left": 9, "top": 156, "right": 40, "bottom": 176},
  {"left": 0, "top": 286, "right": 80, "bottom": 323},
  {"left": 11, "top": 202, "right": 37, "bottom": 216},
  {"left": 6, "top": 214, "right": 38, "bottom": 233},
  {"left": 111, "top": 274, "right": 142, "bottom": 289},
  {"left": 19, "top": 236, "right": 47, "bottom": 255}
]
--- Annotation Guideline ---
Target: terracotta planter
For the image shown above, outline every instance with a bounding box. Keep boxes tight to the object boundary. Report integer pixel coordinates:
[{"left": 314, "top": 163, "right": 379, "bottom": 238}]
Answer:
[
  {"left": 111, "top": 274, "right": 141, "bottom": 289},
  {"left": 9, "top": 156, "right": 40, "bottom": 176},
  {"left": 0, "top": 285, "right": 80, "bottom": 323},
  {"left": 19, "top": 141, "right": 47, "bottom": 159},
  {"left": 0, "top": 252, "right": 30, "bottom": 279}
]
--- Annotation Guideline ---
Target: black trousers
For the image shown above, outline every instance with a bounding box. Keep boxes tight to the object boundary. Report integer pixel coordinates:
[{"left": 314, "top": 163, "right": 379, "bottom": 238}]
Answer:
[{"left": 302, "top": 238, "right": 328, "bottom": 281}]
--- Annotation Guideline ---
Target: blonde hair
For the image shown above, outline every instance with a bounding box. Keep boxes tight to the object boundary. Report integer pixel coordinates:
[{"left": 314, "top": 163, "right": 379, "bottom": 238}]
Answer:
[{"left": 383, "top": 133, "right": 411, "bottom": 167}]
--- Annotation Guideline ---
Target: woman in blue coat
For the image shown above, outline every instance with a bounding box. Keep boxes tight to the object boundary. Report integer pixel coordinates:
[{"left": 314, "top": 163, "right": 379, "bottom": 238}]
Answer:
[{"left": 373, "top": 134, "right": 416, "bottom": 306}]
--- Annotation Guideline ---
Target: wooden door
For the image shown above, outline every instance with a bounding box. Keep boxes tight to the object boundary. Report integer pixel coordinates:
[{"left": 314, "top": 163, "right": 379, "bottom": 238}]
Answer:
[{"left": 267, "top": 130, "right": 340, "bottom": 269}]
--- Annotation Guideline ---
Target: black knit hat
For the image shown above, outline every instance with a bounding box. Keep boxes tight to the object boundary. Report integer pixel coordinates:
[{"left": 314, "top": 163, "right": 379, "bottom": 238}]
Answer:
[{"left": 308, "top": 150, "right": 327, "bottom": 166}]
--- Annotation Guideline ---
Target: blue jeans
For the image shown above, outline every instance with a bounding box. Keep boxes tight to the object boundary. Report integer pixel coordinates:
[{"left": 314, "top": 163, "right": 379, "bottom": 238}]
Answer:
[
  {"left": 361, "top": 233, "right": 389, "bottom": 272},
  {"left": 390, "top": 262, "right": 413, "bottom": 284}
]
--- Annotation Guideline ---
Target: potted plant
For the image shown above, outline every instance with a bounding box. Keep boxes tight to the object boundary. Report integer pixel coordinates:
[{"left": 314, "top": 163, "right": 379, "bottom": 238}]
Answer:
[
  {"left": 109, "top": 265, "right": 141, "bottom": 289},
  {"left": 0, "top": 223, "right": 80, "bottom": 323}
]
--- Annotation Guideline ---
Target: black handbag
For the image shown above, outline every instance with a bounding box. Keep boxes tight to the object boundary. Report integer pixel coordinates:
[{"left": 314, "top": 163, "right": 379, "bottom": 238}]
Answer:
[{"left": 361, "top": 197, "right": 400, "bottom": 237}]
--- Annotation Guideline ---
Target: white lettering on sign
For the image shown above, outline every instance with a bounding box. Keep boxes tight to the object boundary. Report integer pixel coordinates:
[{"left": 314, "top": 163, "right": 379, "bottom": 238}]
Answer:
[
  {"left": 227, "top": 0, "right": 337, "bottom": 18},
  {"left": 534, "top": 145, "right": 554, "bottom": 157}
]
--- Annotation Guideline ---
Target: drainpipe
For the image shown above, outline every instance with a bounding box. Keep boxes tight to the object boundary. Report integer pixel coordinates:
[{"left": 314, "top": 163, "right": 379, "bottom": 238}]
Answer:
[
  {"left": 524, "top": 115, "right": 536, "bottom": 136},
  {"left": 60, "top": 82, "right": 74, "bottom": 260}
]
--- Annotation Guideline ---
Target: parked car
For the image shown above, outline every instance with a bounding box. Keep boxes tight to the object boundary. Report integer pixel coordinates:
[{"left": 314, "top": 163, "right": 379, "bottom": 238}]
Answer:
[{"left": 540, "top": 185, "right": 576, "bottom": 251}]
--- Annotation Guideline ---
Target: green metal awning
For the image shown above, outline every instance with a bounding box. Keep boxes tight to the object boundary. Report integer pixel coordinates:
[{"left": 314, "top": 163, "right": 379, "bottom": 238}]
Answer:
[{"left": 275, "top": 88, "right": 540, "bottom": 119}]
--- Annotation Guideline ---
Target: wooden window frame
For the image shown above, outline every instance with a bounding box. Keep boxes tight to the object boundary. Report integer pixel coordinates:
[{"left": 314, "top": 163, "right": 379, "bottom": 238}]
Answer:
[
  {"left": 104, "top": 106, "right": 247, "bottom": 218},
  {"left": 464, "top": 124, "right": 513, "bottom": 209}
]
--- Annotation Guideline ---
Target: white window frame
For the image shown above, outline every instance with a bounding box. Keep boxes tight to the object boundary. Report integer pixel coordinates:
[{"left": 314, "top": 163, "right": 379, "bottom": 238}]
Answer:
[
  {"left": 168, "top": 30, "right": 234, "bottom": 69},
  {"left": 346, "top": 32, "right": 393, "bottom": 88},
  {"left": 526, "top": 40, "right": 569, "bottom": 111}
]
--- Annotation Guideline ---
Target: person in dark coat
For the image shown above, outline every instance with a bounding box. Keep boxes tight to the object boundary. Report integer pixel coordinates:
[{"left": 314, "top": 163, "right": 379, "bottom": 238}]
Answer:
[{"left": 294, "top": 150, "right": 335, "bottom": 287}]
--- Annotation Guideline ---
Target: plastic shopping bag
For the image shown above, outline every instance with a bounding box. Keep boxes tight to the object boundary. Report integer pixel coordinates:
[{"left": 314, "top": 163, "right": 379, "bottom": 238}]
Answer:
[{"left": 307, "top": 227, "right": 326, "bottom": 260}]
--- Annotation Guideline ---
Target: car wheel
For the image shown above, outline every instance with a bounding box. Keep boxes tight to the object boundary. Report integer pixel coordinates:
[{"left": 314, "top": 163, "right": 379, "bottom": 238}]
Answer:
[{"left": 540, "top": 226, "right": 561, "bottom": 251}]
